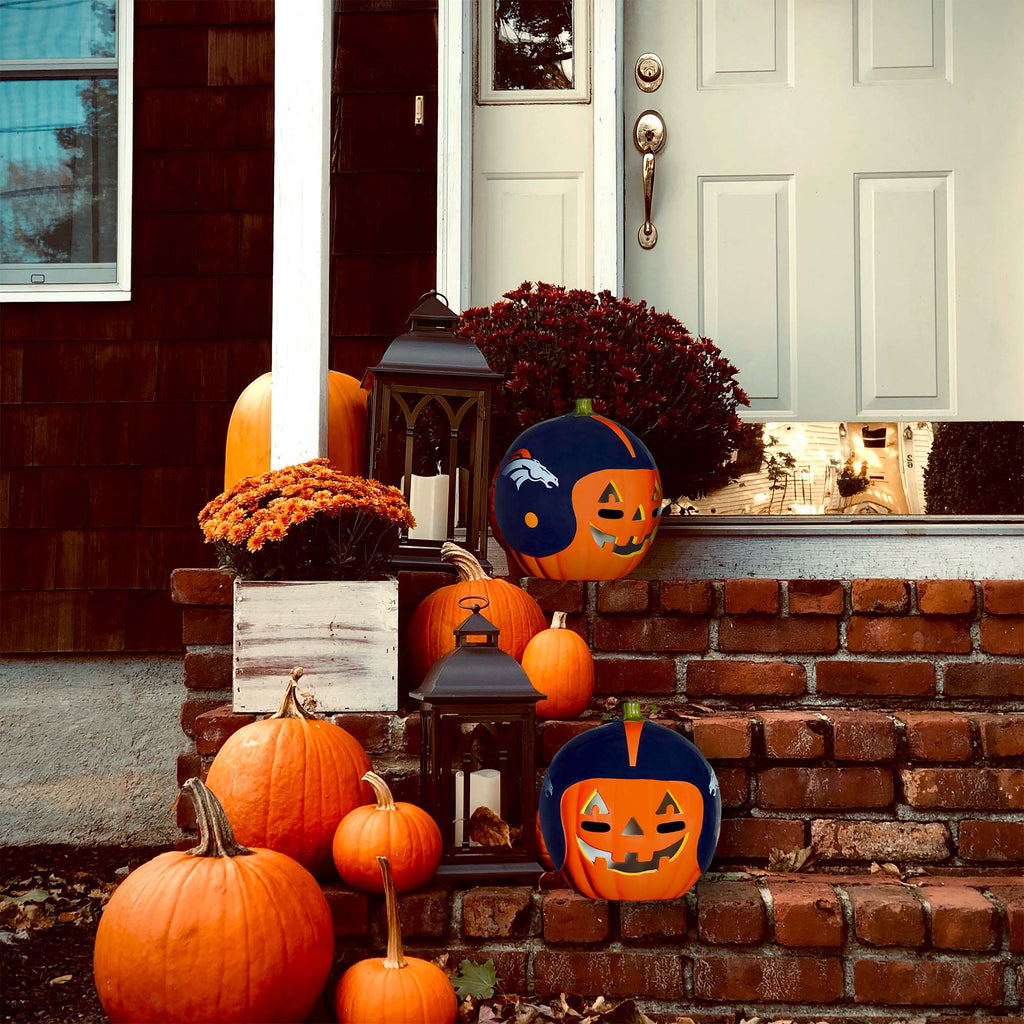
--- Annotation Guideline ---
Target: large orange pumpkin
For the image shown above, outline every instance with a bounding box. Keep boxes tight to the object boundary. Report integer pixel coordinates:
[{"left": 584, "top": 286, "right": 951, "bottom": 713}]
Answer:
[
  {"left": 94, "top": 778, "right": 334, "bottom": 1023},
  {"left": 521, "top": 610, "right": 595, "bottom": 720},
  {"left": 332, "top": 770, "right": 442, "bottom": 893},
  {"left": 334, "top": 856, "right": 457, "bottom": 1024},
  {"left": 205, "top": 668, "right": 373, "bottom": 878},
  {"left": 223, "top": 370, "right": 368, "bottom": 489},
  {"left": 407, "top": 542, "right": 547, "bottom": 681}
]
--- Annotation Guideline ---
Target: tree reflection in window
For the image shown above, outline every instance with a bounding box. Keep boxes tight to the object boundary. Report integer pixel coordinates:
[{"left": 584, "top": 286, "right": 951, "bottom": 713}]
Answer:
[{"left": 493, "top": 0, "right": 574, "bottom": 91}]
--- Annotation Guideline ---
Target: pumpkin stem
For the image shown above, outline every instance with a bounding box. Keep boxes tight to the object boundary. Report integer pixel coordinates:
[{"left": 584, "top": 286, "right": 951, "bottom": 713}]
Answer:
[
  {"left": 573, "top": 397, "right": 594, "bottom": 416},
  {"left": 363, "top": 770, "right": 397, "bottom": 811},
  {"left": 441, "top": 542, "right": 489, "bottom": 582},
  {"left": 271, "top": 667, "right": 317, "bottom": 721},
  {"left": 184, "top": 778, "right": 254, "bottom": 859},
  {"left": 550, "top": 611, "right": 567, "bottom": 630},
  {"left": 378, "top": 855, "right": 407, "bottom": 970},
  {"left": 622, "top": 700, "right": 644, "bottom": 722}
]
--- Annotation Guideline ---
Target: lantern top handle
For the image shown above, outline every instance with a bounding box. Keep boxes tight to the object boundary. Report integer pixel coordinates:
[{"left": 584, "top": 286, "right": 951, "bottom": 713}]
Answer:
[
  {"left": 406, "top": 290, "right": 459, "bottom": 331},
  {"left": 454, "top": 596, "right": 500, "bottom": 647}
]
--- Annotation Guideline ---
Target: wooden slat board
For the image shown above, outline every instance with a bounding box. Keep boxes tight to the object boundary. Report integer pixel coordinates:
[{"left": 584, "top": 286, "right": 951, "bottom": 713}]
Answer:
[{"left": 233, "top": 579, "right": 398, "bottom": 713}]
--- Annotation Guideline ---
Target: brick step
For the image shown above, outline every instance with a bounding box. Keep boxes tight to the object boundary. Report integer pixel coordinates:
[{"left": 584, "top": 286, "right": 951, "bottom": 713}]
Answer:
[{"left": 319, "top": 873, "right": 1024, "bottom": 1015}]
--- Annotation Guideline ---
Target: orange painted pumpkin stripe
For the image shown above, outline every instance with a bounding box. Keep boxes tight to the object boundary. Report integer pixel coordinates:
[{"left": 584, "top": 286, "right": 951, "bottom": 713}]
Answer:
[
  {"left": 591, "top": 414, "right": 636, "bottom": 458},
  {"left": 624, "top": 720, "right": 644, "bottom": 767}
]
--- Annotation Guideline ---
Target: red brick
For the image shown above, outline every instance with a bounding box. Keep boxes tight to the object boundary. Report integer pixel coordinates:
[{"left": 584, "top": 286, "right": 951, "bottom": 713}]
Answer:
[
  {"left": 533, "top": 951, "right": 683, "bottom": 1000},
  {"left": 975, "top": 714, "right": 1024, "bottom": 758},
  {"left": 957, "top": 820, "right": 1024, "bottom": 863},
  {"left": 811, "top": 820, "right": 951, "bottom": 864},
  {"left": 901, "top": 768, "right": 1024, "bottom": 810},
  {"left": 395, "top": 713, "right": 421, "bottom": 757},
  {"left": 697, "top": 880, "right": 766, "bottom": 944},
  {"left": 983, "top": 580, "right": 1024, "bottom": 615},
  {"left": 724, "top": 578, "right": 779, "bottom": 614},
  {"left": 853, "top": 959, "right": 1003, "bottom": 1006},
  {"left": 917, "top": 580, "right": 977, "bottom": 616},
  {"left": 897, "top": 712, "right": 973, "bottom": 762},
  {"left": 758, "top": 768, "right": 893, "bottom": 810},
  {"left": 788, "top": 580, "right": 845, "bottom": 615},
  {"left": 194, "top": 705, "right": 255, "bottom": 755},
  {"left": 691, "top": 716, "right": 752, "bottom": 759},
  {"left": 693, "top": 955, "right": 842, "bottom": 1003},
  {"left": 176, "top": 751, "right": 202, "bottom": 787},
  {"left": 715, "top": 819, "right": 806, "bottom": 860},
  {"left": 847, "top": 615, "right": 971, "bottom": 653},
  {"left": 330, "top": 713, "right": 391, "bottom": 754},
  {"left": 945, "top": 662, "right": 1024, "bottom": 698},
  {"left": 619, "top": 899, "right": 688, "bottom": 942},
  {"left": 396, "top": 571, "right": 452, "bottom": 610},
  {"left": 594, "top": 616, "right": 708, "bottom": 652},
  {"left": 596, "top": 580, "right": 650, "bottom": 613},
  {"left": 817, "top": 659, "right": 935, "bottom": 697},
  {"left": 520, "top": 578, "right": 586, "bottom": 613},
  {"left": 181, "top": 696, "right": 231, "bottom": 739},
  {"left": 659, "top": 579, "right": 714, "bottom": 614},
  {"left": 687, "top": 660, "right": 805, "bottom": 697},
  {"left": 718, "top": 615, "right": 838, "bottom": 653},
  {"left": 391, "top": 886, "right": 450, "bottom": 938},
  {"left": 182, "top": 606, "right": 232, "bottom": 645},
  {"left": 542, "top": 890, "right": 610, "bottom": 944},
  {"left": 981, "top": 616, "right": 1024, "bottom": 655},
  {"left": 850, "top": 886, "right": 925, "bottom": 947},
  {"left": 593, "top": 656, "right": 678, "bottom": 695},
  {"left": 989, "top": 887, "right": 1024, "bottom": 951},
  {"left": 924, "top": 887, "right": 998, "bottom": 950},
  {"left": 852, "top": 578, "right": 910, "bottom": 614},
  {"left": 321, "top": 885, "right": 370, "bottom": 937},
  {"left": 171, "top": 567, "right": 235, "bottom": 606},
  {"left": 827, "top": 711, "right": 897, "bottom": 761},
  {"left": 769, "top": 883, "right": 844, "bottom": 947},
  {"left": 540, "top": 720, "right": 601, "bottom": 763},
  {"left": 461, "top": 886, "right": 533, "bottom": 938},
  {"left": 759, "top": 712, "right": 827, "bottom": 759},
  {"left": 184, "top": 650, "right": 232, "bottom": 691},
  {"left": 715, "top": 768, "right": 750, "bottom": 808}
]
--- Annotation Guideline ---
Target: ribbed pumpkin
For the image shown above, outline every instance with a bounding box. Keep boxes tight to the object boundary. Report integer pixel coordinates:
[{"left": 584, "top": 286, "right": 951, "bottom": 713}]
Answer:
[
  {"left": 205, "top": 668, "right": 373, "bottom": 878},
  {"left": 521, "top": 610, "right": 595, "bottom": 720},
  {"left": 332, "top": 771, "right": 442, "bottom": 893},
  {"left": 223, "top": 370, "right": 368, "bottom": 489},
  {"left": 408, "top": 542, "right": 547, "bottom": 681},
  {"left": 94, "top": 778, "right": 334, "bottom": 1024},
  {"left": 335, "top": 857, "right": 457, "bottom": 1024}
]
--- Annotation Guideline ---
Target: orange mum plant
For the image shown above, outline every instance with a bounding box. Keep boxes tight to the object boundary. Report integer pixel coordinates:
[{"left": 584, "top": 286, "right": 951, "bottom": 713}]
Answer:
[{"left": 198, "top": 458, "right": 415, "bottom": 581}]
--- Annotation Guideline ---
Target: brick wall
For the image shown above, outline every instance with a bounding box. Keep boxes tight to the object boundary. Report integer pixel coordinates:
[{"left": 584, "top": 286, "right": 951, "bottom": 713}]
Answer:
[{"left": 173, "top": 569, "right": 1023, "bottom": 1015}]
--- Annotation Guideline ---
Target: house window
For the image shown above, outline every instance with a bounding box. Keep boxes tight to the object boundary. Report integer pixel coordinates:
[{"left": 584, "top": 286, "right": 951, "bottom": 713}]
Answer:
[{"left": 0, "top": 0, "right": 131, "bottom": 300}]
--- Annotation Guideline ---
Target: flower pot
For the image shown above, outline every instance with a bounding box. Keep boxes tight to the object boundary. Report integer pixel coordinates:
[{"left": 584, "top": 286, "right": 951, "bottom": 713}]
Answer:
[{"left": 232, "top": 578, "right": 398, "bottom": 713}]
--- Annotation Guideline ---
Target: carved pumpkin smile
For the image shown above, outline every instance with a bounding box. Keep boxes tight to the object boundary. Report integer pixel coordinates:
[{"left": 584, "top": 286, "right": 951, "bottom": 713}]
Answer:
[
  {"left": 575, "top": 831, "right": 688, "bottom": 873},
  {"left": 588, "top": 524, "right": 655, "bottom": 556}
]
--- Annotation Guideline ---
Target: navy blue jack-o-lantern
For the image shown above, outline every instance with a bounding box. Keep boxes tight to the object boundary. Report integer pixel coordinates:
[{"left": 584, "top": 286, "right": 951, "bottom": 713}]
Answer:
[
  {"left": 538, "top": 702, "right": 720, "bottom": 900},
  {"left": 492, "top": 399, "right": 661, "bottom": 580}
]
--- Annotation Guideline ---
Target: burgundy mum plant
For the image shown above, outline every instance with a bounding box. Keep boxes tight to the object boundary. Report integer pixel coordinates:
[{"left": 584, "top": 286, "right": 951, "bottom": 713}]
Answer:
[{"left": 459, "top": 282, "right": 749, "bottom": 500}]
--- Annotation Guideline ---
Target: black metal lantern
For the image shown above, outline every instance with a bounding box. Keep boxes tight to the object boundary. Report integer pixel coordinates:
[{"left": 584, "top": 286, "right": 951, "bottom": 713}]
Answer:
[
  {"left": 364, "top": 291, "right": 501, "bottom": 572},
  {"left": 410, "top": 597, "right": 544, "bottom": 881}
]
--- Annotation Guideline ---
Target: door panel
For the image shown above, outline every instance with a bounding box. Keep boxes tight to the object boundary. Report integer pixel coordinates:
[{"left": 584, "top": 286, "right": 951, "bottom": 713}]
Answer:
[{"left": 624, "top": 0, "right": 1024, "bottom": 421}]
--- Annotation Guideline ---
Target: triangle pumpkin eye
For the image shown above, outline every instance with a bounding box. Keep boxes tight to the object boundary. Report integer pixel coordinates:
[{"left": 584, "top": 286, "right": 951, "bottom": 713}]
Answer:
[
  {"left": 656, "top": 791, "right": 681, "bottom": 815},
  {"left": 582, "top": 790, "right": 609, "bottom": 815}
]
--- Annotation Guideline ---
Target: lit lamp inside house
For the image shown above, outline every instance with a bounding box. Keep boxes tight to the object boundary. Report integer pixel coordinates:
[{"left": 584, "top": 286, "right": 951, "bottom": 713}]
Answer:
[
  {"left": 363, "top": 291, "right": 500, "bottom": 572},
  {"left": 410, "top": 598, "right": 545, "bottom": 881}
]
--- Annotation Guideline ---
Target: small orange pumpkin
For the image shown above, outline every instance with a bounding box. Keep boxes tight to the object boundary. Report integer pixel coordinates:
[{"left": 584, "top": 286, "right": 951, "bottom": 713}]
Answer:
[
  {"left": 205, "top": 668, "right": 372, "bottom": 878},
  {"left": 521, "top": 611, "right": 595, "bottom": 720},
  {"left": 94, "top": 778, "right": 334, "bottom": 1024},
  {"left": 332, "top": 771, "right": 442, "bottom": 893},
  {"left": 334, "top": 856, "right": 458, "bottom": 1024},
  {"left": 223, "top": 370, "right": 368, "bottom": 489},
  {"left": 407, "top": 542, "right": 547, "bottom": 681}
]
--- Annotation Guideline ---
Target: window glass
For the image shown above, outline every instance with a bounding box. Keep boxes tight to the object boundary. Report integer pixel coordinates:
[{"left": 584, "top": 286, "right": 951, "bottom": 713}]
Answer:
[
  {"left": 0, "top": 0, "right": 116, "bottom": 61},
  {"left": 493, "top": 0, "right": 574, "bottom": 91},
  {"left": 675, "top": 422, "right": 1024, "bottom": 517}
]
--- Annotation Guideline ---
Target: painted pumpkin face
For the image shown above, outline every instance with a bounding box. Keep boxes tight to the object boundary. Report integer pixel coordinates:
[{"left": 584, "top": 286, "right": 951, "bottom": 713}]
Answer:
[{"left": 493, "top": 404, "right": 662, "bottom": 580}]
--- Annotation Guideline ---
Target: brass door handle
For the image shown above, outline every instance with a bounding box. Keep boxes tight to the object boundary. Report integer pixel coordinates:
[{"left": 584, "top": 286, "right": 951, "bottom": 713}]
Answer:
[{"left": 633, "top": 110, "right": 666, "bottom": 249}]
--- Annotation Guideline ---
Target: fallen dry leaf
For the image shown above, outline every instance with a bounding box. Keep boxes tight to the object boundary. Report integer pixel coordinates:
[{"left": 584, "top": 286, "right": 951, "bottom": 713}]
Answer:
[
  {"left": 767, "top": 845, "right": 815, "bottom": 872},
  {"left": 467, "top": 806, "right": 513, "bottom": 848},
  {"left": 48, "top": 975, "right": 73, "bottom": 986},
  {"left": 870, "top": 861, "right": 902, "bottom": 878}
]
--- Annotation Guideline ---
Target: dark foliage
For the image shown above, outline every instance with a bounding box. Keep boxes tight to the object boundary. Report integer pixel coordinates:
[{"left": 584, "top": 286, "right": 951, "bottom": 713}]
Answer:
[{"left": 924, "top": 422, "right": 1024, "bottom": 514}]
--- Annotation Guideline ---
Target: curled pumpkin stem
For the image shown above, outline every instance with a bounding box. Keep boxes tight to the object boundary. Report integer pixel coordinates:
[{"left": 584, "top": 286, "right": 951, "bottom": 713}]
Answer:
[
  {"left": 441, "top": 542, "right": 489, "bottom": 582},
  {"left": 271, "top": 668, "right": 317, "bottom": 721},
  {"left": 550, "top": 611, "right": 567, "bottom": 630},
  {"left": 377, "top": 856, "right": 407, "bottom": 970},
  {"left": 184, "top": 778, "right": 253, "bottom": 859},
  {"left": 363, "top": 770, "right": 397, "bottom": 812}
]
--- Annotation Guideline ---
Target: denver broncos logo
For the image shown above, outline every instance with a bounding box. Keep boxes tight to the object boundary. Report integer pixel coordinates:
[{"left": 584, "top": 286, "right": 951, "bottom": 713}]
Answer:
[{"left": 501, "top": 448, "right": 559, "bottom": 490}]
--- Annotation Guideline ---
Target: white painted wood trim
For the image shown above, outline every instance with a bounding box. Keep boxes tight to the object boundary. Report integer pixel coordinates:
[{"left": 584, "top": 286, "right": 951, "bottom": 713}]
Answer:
[
  {"left": 270, "top": 0, "right": 331, "bottom": 467},
  {"left": 592, "top": 0, "right": 622, "bottom": 295},
  {"left": 437, "top": 0, "right": 473, "bottom": 311}
]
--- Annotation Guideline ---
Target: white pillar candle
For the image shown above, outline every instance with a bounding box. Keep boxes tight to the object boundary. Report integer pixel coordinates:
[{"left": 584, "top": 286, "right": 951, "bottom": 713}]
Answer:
[
  {"left": 453, "top": 768, "right": 501, "bottom": 845},
  {"left": 404, "top": 473, "right": 451, "bottom": 541}
]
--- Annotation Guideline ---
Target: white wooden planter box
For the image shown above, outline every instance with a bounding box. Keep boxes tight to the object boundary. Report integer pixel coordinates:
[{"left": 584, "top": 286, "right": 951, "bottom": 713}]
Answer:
[{"left": 233, "top": 578, "right": 398, "bottom": 713}]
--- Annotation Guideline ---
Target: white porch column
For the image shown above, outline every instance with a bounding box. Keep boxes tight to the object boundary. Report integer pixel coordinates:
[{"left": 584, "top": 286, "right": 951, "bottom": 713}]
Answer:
[{"left": 270, "top": 0, "right": 332, "bottom": 467}]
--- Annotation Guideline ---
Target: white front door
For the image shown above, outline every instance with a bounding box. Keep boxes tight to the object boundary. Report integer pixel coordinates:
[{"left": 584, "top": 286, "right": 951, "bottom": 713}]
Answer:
[{"left": 622, "top": 0, "right": 1024, "bottom": 422}]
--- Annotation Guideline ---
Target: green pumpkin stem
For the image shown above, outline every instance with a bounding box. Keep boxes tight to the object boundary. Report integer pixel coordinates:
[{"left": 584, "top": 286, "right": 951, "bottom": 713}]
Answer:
[
  {"left": 573, "top": 397, "right": 594, "bottom": 416},
  {"left": 364, "top": 770, "right": 397, "bottom": 811},
  {"left": 622, "top": 700, "right": 644, "bottom": 722},
  {"left": 271, "top": 667, "right": 317, "bottom": 721},
  {"left": 550, "top": 611, "right": 568, "bottom": 630},
  {"left": 184, "top": 778, "right": 253, "bottom": 859},
  {"left": 378, "top": 856, "right": 407, "bottom": 970},
  {"left": 441, "top": 542, "right": 490, "bottom": 582}
]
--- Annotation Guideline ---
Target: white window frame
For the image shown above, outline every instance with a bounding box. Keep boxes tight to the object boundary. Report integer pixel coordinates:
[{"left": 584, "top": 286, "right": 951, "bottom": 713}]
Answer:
[{"left": 0, "top": 0, "right": 134, "bottom": 303}]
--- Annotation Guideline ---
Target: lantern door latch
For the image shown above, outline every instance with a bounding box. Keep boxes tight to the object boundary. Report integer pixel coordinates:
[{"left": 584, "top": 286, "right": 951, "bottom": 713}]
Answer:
[{"left": 633, "top": 110, "right": 666, "bottom": 250}]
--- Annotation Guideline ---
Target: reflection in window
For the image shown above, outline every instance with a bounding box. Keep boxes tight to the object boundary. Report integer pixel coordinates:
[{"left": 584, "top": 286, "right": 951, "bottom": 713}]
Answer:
[
  {"left": 0, "top": 0, "right": 116, "bottom": 61},
  {"left": 493, "top": 0, "right": 574, "bottom": 91},
  {"left": 676, "top": 422, "right": 1024, "bottom": 516}
]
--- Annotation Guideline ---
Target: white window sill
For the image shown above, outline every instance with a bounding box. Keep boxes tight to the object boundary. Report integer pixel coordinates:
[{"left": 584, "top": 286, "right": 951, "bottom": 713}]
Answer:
[{"left": 0, "top": 286, "right": 131, "bottom": 303}]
